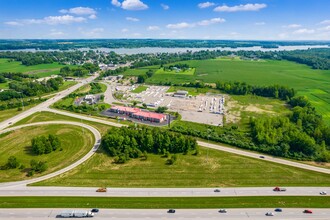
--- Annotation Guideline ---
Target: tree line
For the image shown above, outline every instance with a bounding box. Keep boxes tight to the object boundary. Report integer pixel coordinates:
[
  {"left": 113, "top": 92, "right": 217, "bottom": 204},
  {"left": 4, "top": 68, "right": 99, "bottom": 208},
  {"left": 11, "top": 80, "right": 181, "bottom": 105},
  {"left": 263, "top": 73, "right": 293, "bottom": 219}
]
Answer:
[{"left": 101, "top": 125, "right": 198, "bottom": 163}]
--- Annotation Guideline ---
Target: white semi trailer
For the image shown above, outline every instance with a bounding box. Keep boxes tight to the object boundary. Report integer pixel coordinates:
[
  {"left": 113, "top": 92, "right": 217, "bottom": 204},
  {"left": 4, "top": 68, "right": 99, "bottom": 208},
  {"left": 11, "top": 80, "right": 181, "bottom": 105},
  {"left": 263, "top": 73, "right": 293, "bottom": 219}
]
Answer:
[{"left": 60, "top": 210, "right": 94, "bottom": 218}]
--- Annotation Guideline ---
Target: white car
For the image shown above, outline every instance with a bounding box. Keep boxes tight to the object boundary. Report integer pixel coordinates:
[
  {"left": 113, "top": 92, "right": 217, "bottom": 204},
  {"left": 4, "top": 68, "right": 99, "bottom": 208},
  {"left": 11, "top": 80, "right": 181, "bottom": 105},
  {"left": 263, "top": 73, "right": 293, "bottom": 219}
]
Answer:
[
  {"left": 265, "top": 212, "right": 274, "bottom": 216},
  {"left": 320, "top": 191, "right": 327, "bottom": 195}
]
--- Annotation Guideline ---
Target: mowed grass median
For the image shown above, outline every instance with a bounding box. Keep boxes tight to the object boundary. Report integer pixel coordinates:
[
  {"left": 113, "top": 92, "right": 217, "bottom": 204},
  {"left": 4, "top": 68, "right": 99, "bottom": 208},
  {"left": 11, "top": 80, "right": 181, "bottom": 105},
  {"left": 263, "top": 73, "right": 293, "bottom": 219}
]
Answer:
[
  {"left": 33, "top": 147, "right": 330, "bottom": 187},
  {"left": 0, "top": 124, "right": 94, "bottom": 182},
  {"left": 0, "top": 196, "right": 329, "bottom": 208}
]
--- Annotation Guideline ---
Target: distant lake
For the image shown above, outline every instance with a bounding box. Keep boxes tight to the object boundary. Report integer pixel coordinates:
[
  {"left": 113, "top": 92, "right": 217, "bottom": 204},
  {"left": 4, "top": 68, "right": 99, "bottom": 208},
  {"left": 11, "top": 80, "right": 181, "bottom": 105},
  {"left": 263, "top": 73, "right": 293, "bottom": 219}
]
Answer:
[{"left": 2, "top": 45, "right": 329, "bottom": 54}]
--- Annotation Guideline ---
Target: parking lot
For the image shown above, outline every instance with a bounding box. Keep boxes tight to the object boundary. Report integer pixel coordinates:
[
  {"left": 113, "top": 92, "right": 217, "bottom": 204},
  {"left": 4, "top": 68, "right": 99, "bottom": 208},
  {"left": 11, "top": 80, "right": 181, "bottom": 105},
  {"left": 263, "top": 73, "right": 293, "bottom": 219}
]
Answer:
[{"left": 117, "top": 85, "right": 225, "bottom": 126}]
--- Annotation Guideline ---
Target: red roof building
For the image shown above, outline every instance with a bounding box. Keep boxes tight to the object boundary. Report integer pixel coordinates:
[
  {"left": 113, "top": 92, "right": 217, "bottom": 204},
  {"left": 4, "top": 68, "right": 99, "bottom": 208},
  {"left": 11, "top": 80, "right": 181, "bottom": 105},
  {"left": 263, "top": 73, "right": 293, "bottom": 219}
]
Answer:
[{"left": 109, "top": 106, "right": 166, "bottom": 123}]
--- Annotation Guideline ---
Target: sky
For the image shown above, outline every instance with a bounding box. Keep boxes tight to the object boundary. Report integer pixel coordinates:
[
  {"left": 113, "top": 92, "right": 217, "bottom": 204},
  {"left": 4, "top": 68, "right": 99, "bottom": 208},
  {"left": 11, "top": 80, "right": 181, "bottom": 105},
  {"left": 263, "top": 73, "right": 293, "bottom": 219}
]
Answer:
[{"left": 0, "top": 0, "right": 329, "bottom": 40}]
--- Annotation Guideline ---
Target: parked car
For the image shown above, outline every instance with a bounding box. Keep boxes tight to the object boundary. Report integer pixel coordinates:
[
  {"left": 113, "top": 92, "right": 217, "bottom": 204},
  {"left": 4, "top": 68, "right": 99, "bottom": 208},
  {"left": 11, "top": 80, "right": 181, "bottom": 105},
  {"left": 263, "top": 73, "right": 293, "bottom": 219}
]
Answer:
[
  {"left": 320, "top": 191, "right": 327, "bottom": 195},
  {"left": 274, "top": 208, "right": 282, "bottom": 212},
  {"left": 91, "top": 208, "right": 99, "bottom": 213},
  {"left": 303, "top": 210, "right": 313, "bottom": 214},
  {"left": 214, "top": 189, "right": 221, "bottom": 192},
  {"left": 218, "top": 209, "right": 227, "bottom": 213},
  {"left": 167, "top": 209, "right": 175, "bottom": 213},
  {"left": 265, "top": 212, "right": 274, "bottom": 216}
]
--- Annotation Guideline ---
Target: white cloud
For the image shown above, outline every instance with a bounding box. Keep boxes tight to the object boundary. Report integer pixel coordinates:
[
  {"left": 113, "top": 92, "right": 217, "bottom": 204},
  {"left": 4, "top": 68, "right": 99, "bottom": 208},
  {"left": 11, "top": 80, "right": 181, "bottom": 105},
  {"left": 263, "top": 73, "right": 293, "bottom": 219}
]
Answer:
[
  {"left": 255, "top": 22, "right": 265, "bottom": 25},
  {"left": 319, "top": 26, "right": 330, "bottom": 31},
  {"left": 198, "top": 2, "right": 215, "bottom": 9},
  {"left": 167, "top": 17, "right": 225, "bottom": 29},
  {"left": 161, "top": 4, "right": 169, "bottom": 10},
  {"left": 197, "top": 18, "right": 225, "bottom": 26},
  {"left": 49, "top": 30, "right": 65, "bottom": 36},
  {"left": 121, "top": 28, "right": 129, "bottom": 33},
  {"left": 214, "top": 3, "right": 267, "bottom": 12},
  {"left": 147, "top": 26, "right": 160, "bottom": 31},
  {"left": 89, "top": 14, "right": 97, "bottom": 19},
  {"left": 320, "top": 20, "right": 330, "bottom": 25},
  {"left": 282, "top": 24, "right": 302, "bottom": 29},
  {"left": 121, "top": 0, "right": 148, "bottom": 10},
  {"left": 81, "top": 28, "right": 104, "bottom": 38},
  {"left": 59, "top": 7, "right": 96, "bottom": 15},
  {"left": 293, "top": 28, "right": 315, "bottom": 34},
  {"left": 111, "top": 0, "right": 121, "bottom": 7},
  {"left": 167, "top": 22, "right": 193, "bottom": 29},
  {"left": 126, "top": 17, "right": 140, "bottom": 22},
  {"left": 4, "top": 21, "right": 22, "bottom": 26}
]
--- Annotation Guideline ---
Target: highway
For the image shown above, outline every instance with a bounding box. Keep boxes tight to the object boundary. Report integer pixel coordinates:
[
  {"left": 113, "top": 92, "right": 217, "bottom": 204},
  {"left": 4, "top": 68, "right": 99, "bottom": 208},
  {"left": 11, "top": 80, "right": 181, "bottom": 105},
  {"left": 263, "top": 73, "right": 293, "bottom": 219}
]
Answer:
[
  {"left": 0, "top": 74, "right": 99, "bottom": 131},
  {"left": 1, "top": 208, "right": 330, "bottom": 219},
  {"left": 0, "top": 186, "right": 329, "bottom": 197},
  {"left": 0, "top": 121, "right": 101, "bottom": 188}
]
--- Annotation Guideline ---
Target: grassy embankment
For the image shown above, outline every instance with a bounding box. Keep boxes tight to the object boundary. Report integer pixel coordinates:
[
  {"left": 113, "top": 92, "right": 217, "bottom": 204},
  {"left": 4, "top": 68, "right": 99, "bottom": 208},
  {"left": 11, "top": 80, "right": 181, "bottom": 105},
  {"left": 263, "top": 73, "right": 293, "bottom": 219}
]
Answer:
[
  {"left": 0, "top": 196, "right": 328, "bottom": 208},
  {"left": 0, "top": 124, "right": 94, "bottom": 182},
  {"left": 124, "top": 59, "right": 330, "bottom": 123}
]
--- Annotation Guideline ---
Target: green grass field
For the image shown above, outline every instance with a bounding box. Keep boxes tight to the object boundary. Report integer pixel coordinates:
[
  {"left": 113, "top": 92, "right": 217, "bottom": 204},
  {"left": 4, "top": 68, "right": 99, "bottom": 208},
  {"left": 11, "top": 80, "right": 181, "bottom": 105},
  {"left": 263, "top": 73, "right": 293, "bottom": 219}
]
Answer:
[
  {"left": 0, "top": 58, "right": 67, "bottom": 77},
  {"left": 155, "top": 67, "right": 195, "bottom": 75},
  {"left": 0, "top": 196, "right": 328, "bottom": 208},
  {"left": 0, "top": 105, "right": 37, "bottom": 123},
  {"left": 128, "top": 59, "right": 330, "bottom": 123},
  {"left": 0, "top": 124, "right": 94, "bottom": 182},
  {"left": 33, "top": 147, "right": 330, "bottom": 187},
  {"left": 131, "top": 85, "right": 148, "bottom": 93}
]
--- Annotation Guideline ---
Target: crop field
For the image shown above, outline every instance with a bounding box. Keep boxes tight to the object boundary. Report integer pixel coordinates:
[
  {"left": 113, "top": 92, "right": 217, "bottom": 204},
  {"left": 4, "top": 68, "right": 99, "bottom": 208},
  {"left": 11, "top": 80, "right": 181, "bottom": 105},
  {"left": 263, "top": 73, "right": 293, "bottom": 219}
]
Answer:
[
  {"left": 128, "top": 59, "right": 330, "bottom": 123},
  {"left": 155, "top": 67, "right": 195, "bottom": 75},
  {"left": 33, "top": 147, "right": 330, "bottom": 187},
  {"left": 0, "top": 58, "right": 66, "bottom": 77},
  {"left": 0, "top": 124, "right": 94, "bottom": 182}
]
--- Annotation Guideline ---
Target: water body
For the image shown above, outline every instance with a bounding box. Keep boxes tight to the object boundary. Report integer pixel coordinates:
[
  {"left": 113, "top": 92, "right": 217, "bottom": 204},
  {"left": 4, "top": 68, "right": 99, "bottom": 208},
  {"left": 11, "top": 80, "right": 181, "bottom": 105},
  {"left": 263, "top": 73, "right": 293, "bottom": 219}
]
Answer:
[{"left": 1, "top": 45, "right": 329, "bottom": 54}]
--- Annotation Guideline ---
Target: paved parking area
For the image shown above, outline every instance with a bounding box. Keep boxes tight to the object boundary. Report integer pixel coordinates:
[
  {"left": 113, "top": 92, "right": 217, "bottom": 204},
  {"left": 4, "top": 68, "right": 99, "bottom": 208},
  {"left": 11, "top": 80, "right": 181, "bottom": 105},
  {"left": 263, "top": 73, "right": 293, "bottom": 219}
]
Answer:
[{"left": 117, "top": 85, "right": 225, "bottom": 126}]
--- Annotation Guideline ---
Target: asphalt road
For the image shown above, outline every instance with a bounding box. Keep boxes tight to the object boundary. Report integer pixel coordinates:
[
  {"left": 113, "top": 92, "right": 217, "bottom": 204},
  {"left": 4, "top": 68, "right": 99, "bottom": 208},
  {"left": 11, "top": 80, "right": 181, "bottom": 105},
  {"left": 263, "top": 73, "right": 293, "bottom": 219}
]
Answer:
[
  {"left": 0, "top": 121, "right": 101, "bottom": 188},
  {"left": 1, "top": 208, "right": 330, "bottom": 219},
  {"left": 0, "top": 186, "right": 329, "bottom": 197}
]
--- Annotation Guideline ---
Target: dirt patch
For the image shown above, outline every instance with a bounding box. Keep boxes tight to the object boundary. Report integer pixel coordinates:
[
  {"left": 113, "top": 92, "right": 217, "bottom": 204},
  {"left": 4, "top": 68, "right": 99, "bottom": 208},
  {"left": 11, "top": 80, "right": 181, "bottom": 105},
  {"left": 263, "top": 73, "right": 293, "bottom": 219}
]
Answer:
[
  {"left": 225, "top": 98, "right": 241, "bottom": 124},
  {"left": 245, "top": 105, "right": 275, "bottom": 114},
  {"left": 25, "top": 68, "right": 60, "bottom": 75}
]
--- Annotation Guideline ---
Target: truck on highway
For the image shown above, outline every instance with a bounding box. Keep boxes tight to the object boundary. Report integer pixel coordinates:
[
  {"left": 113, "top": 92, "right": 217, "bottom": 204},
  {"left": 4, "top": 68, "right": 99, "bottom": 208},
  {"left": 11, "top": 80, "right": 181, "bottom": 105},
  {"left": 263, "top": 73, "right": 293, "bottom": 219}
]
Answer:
[
  {"left": 59, "top": 210, "right": 94, "bottom": 218},
  {"left": 273, "top": 187, "right": 286, "bottom": 191}
]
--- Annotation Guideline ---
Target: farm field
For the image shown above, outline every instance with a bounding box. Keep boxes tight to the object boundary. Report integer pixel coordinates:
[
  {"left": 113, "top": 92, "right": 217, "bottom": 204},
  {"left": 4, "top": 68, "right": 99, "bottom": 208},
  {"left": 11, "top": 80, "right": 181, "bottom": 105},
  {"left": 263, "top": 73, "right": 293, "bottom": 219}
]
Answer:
[
  {"left": 33, "top": 147, "right": 330, "bottom": 187},
  {"left": 155, "top": 67, "right": 195, "bottom": 75},
  {"left": 0, "top": 124, "right": 94, "bottom": 182},
  {"left": 0, "top": 58, "right": 66, "bottom": 77},
  {"left": 0, "top": 196, "right": 328, "bottom": 209},
  {"left": 127, "top": 59, "right": 330, "bottom": 123}
]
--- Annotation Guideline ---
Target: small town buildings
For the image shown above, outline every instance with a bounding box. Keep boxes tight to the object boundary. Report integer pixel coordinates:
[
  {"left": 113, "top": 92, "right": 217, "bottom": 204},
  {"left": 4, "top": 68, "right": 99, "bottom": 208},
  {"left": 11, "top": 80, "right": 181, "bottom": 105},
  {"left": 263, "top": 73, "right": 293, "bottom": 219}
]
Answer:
[
  {"left": 173, "top": 90, "right": 188, "bottom": 98},
  {"left": 109, "top": 106, "right": 166, "bottom": 123},
  {"left": 84, "top": 95, "right": 96, "bottom": 105}
]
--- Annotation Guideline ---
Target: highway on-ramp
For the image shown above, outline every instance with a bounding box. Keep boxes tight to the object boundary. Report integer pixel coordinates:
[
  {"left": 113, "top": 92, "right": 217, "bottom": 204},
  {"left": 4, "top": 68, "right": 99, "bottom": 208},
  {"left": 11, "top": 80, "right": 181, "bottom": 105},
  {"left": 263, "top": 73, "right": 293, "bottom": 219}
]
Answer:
[
  {"left": 1, "top": 208, "right": 330, "bottom": 220},
  {"left": 0, "top": 121, "right": 101, "bottom": 188}
]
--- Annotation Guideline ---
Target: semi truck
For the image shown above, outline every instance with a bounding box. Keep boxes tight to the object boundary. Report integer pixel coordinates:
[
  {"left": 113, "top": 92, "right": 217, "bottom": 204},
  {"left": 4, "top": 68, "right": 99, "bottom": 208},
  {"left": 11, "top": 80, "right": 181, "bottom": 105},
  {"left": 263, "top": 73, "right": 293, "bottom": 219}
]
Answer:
[{"left": 59, "top": 210, "right": 94, "bottom": 218}]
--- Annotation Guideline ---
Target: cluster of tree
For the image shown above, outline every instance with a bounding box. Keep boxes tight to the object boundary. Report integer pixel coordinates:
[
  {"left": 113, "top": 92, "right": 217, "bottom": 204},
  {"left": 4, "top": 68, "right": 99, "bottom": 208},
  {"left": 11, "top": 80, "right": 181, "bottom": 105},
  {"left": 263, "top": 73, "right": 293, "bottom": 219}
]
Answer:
[
  {"left": 216, "top": 81, "right": 295, "bottom": 100},
  {"left": 101, "top": 125, "right": 197, "bottom": 163},
  {"left": 0, "top": 72, "right": 32, "bottom": 81},
  {"left": 31, "top": 134, "right": 61, "bottom": 155},
  {"left": 0, "top": 75, "right": 6, "bottom": 83},
  {"left": 165, "top": 63, "right": 190, "bottom": 71},
  {"left": 89, "top": 82, "right": 103, "bottom": 94},
  {"left": 28, "top": 160, "right": 47, "bottom": 176},
  {"left": 60, "top": 63, "right": 99, "bottom": 77},
  {"left": 155, "top": 106, "right": 168, "bottom": 113},
  {"left": 53, "top": 101, "right": 107, "bottom": 114},
  {"left": 137, "top": 70, "right": 155, "bottom": 83},
  {"left": 0, "top": 156, "right": 20, "bottom": 170},
  {"left": 100, "top": 67, "right": 128, "bottom": 78},
  {"left": 3, "top": 77, "right": 63, "bottom": 100},
  {"left": 0, "top": 97, "right": 46, "bottom": 111}
]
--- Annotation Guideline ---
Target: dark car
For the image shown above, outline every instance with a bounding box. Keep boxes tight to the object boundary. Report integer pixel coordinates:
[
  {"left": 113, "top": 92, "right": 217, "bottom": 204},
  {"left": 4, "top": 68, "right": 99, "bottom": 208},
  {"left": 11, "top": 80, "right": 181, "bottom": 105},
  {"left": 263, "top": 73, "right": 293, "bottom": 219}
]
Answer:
[
  {"left": 303, "top": 210, "right": 312, "bottom": 214},
  {"left": 259, "top": 156, "right": 265, "bottom": 158},
  {"left": 274, "top": 208, "right": 282, "bottom": 212},
  {"left": 167, "top": 209, "right": 175, "bottom": 213},
  {"left": 214, "top": 189, "right": 221, "bottom": 192},
  {"left": 218, "top": 209, "right": 227, "bottom": 213},
  {"left": 91, "top": 208, "right": 99, "bottom": 213}
]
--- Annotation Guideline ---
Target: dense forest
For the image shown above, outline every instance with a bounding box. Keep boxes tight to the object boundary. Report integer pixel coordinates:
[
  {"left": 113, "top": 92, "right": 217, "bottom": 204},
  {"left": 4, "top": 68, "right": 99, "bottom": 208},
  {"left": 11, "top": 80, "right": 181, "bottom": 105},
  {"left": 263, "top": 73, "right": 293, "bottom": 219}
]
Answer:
[{"left": 101, "top": 125, "right": 198, "bottom": 163}]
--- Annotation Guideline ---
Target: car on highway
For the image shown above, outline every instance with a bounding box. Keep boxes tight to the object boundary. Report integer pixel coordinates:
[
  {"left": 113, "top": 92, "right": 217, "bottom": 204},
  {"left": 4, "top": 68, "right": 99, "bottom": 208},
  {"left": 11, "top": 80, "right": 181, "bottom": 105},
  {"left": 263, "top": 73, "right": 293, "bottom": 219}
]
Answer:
[
  {"left": 259, "top": 156, "right": 265, "bottom": 158},
  {"left": 273, "top": 187, "right": 286, "bottom": 191},
  {"left": 218, "top": 209, "right": 227, "bottom": 213},
  {"left": 274, "top": 208, "right": 282, "bottom": 212},
  {"left": 320, "top": 191, "right": 327, "bottom": 195},
  {"left": 303, "top": 209, "right": 313, "bottom": 214},
  {"left": 265, "top": 212, "right": 274, "bottom": 216},
  {"left": 8, "top": 122, "right": 12, "bottom": 125},
  {"left": 167, "top": 209, "right": 175, "bottom": 213},
  {"left": 214, "top": 189, "right": 221, "bottom": 192},
  {"left": 91, "top": 208, "right": 99, "bottom": 213}
]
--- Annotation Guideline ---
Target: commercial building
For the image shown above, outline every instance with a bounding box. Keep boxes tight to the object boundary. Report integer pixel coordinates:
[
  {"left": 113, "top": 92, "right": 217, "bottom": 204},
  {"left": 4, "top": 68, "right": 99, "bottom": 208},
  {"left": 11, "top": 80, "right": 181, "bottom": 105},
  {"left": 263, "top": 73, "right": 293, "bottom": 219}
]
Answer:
[
  {"left": 173, "top": 90, "right": 188, "bottom": 98},
  {"left": 109, "top": 106, "right": 167, "bottom": 123}
]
